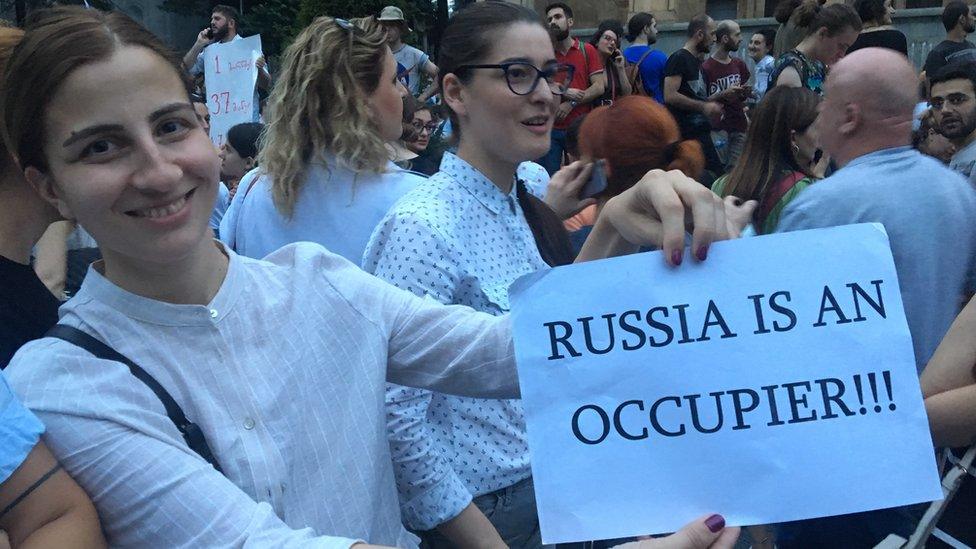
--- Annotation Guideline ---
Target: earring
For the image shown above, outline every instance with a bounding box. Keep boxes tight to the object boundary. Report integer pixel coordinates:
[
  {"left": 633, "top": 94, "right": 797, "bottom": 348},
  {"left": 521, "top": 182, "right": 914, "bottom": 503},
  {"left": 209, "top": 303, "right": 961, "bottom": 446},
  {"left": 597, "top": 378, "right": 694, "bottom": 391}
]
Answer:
[{"left": 792, "top": 143, "right": 800, "bottom": 156}]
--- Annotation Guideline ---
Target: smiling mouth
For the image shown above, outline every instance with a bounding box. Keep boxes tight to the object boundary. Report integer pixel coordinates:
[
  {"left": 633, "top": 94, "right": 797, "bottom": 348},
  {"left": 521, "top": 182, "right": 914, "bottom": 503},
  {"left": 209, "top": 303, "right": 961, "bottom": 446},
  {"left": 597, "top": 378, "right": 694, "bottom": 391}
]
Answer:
[
  {"left": 126, "top": 189, "right": 195, "bottom": 219},
  {"left": 522, "top": 115, "right": 550, "bottom": 127}
]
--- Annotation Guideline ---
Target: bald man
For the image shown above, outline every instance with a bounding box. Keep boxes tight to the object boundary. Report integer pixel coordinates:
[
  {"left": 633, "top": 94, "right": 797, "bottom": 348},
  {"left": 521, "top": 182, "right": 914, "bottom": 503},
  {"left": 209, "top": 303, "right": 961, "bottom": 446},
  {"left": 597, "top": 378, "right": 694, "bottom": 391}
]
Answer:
[{"left": 774, "top": 49, "right": 976, "bottom": 545}]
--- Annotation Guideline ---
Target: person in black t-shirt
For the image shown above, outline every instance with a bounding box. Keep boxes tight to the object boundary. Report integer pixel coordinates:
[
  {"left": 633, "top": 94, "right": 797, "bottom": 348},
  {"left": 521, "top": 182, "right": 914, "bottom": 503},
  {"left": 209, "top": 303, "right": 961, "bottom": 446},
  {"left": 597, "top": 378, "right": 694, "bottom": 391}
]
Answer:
[
  {"left": 923, "top": 1, "right": 976, "bottom": 81},
  {"left": 0, "top": 51, "right": 63, "bottom": 368},
  {"left": 664, "top": 14, "right": 726, "bottom": 182}
]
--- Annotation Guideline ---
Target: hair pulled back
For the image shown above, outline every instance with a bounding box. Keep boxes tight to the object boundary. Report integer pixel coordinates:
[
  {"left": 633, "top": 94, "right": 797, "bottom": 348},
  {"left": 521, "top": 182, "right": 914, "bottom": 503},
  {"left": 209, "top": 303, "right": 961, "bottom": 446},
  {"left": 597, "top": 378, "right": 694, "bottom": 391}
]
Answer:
[
  {"left": 2, "top": 6, "right": 190, "bottom": 172},
  {"left": 438, "top": 2, "right": 574, "bottom": 267},
  {"left": 718, "top": 86, "right": 820, "bottom": 217},
  {"left": 794, "top": 1, "right": 862, "bottom": 37},
  {"left": 258, "top": 16, "right": 389, "bottom": 218},
  {"left": 437, "top": 1, "right": 542, "bottom": 141},
  {"left": 578, "top": 95, "right": 703, "bottom": 199},
  {"left": 853, "top": 0, "right": 887, "bottom": 26}
]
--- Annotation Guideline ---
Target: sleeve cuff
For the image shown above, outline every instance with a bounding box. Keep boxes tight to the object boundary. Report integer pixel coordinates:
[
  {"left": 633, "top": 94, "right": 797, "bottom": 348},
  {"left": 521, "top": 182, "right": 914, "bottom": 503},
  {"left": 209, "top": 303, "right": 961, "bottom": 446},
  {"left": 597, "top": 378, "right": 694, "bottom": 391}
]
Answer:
[{"left": 399, "top": 470, "right": 473, "bottom": 531}]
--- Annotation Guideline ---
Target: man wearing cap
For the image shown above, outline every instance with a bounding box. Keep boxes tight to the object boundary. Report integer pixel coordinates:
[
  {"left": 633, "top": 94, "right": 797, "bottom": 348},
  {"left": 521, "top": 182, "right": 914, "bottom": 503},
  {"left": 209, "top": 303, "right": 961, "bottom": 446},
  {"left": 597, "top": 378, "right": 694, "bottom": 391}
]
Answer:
[{"left": 378, "top": 6, "right": 440, "bottom": 102}]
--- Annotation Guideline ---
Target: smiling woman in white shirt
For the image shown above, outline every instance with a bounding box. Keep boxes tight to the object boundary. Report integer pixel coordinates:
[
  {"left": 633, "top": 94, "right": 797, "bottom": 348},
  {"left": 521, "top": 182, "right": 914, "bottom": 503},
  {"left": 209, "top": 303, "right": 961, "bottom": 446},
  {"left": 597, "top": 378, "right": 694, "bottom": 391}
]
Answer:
[{"left": 1, "top": 6, "right": 737, "bottom": 548}]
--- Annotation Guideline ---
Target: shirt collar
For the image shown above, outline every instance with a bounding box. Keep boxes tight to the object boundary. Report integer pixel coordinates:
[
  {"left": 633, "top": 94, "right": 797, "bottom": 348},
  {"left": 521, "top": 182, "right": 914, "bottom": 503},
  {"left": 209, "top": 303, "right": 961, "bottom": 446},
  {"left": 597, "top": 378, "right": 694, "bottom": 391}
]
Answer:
[
  {"left": 438, "top": 152, "right": 517, "bottom": 216},
  {"left": 77, "top": 241, "right": 243, "bottom": 327},
  {"left": 841, "top": 146, "right": 914, "bottom": 170}
]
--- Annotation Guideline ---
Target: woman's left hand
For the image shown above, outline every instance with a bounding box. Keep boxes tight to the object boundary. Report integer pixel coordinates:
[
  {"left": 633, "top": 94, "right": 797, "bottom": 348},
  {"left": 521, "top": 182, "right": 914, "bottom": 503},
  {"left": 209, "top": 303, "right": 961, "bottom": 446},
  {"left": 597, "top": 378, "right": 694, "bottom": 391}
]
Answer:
[
  {"left": 544, "top": 161, "right": 597, "bottom": 220},
  {"left": 578, "top": 169, "right": 729, "bottom": 265}
]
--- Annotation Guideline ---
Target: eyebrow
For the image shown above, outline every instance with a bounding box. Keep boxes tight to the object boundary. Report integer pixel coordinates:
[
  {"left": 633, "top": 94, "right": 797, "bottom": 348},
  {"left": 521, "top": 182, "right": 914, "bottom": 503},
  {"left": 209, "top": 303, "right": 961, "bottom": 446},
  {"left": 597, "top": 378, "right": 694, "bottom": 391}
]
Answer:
[
  {"left": 62, "top": 102, "right": 194, "bottom": 148},
  {"left": 498, "top": 56, "right": 558, "bottom": 66}
]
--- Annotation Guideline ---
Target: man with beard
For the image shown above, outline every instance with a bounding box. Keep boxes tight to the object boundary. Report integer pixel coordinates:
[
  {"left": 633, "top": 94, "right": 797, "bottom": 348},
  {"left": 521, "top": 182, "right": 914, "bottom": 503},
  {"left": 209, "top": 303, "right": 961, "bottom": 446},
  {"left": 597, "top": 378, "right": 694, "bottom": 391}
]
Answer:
[
  {"left": 930, "top": 63, "right": 976, "bottom": 184},
  {"left": 702, "top": 20, "right": 751, "bottom": 170},
  {"left": 923, "top": 1, "right": 976, "bottom": 84},
  {"left": 664, "top": 14, "right": 724, "bottom": 181},
  {"left": 183, "top": 5, "right": 270, "bottom": 122},
  {"left": 774, "top": 47, "right": 976, "bottom": 546},
  {"left": 623, "top": 12, "right": 666, "bottom": 103},
  {"left": 538, "top": 2, "right": 605, "bottom": 175}
]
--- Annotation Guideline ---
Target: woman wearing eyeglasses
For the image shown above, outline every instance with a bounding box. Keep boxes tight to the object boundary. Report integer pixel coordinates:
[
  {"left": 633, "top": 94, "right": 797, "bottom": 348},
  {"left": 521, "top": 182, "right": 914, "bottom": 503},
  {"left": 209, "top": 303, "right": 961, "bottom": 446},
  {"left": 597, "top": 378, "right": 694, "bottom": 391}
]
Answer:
[
  {"left": 589, "top": 20, "right": 633, "bottom": 106},
  {"left": 391, "top": 95, "right": 440, "bottom": 175},
  {"left": 364, "top": 3, "right": 748, "bottom": 547},
  {"left": 224, "top": 16, "right": 422, "bottom": 264}
]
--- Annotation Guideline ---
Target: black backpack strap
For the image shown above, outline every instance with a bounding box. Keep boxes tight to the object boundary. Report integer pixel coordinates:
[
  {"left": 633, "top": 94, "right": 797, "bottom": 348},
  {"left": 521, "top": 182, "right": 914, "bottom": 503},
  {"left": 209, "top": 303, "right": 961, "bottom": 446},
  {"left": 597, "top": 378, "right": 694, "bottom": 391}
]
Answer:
[{"left": 45, "top": 324, "right": 223, "bottom": 474}]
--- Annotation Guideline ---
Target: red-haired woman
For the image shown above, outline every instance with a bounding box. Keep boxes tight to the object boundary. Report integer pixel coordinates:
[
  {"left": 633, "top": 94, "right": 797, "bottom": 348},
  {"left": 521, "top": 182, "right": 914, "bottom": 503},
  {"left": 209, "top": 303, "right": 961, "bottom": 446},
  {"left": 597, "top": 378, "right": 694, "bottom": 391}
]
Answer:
[{"left": 570, "top": 95, "right": 754, "bottom": 252}]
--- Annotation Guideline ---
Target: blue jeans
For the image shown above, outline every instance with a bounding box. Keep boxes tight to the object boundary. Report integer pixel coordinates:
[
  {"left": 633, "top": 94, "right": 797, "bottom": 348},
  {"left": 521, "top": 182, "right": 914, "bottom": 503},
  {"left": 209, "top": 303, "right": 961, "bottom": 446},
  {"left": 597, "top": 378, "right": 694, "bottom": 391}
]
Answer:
[
  {"left": 419, "top": 476, "right": 542, "bottom": 549},
  {"left": 538, "top": 129, "right": 567, "bottom": 175}
]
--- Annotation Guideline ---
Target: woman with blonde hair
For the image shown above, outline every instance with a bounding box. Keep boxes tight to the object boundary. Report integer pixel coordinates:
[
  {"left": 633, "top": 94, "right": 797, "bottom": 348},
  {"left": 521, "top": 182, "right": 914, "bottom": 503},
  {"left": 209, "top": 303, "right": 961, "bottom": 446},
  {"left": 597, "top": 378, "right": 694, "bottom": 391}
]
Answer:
[{"left": 225, "top": 16, "right": 422, "bottom": 263}]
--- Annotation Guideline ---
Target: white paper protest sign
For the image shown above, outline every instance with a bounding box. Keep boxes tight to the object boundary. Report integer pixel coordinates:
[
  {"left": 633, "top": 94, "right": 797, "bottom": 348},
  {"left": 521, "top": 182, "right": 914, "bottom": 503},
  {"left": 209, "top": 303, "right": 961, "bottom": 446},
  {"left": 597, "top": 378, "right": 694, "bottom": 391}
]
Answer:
[
  {"left": 202, "top": 35, "right": 261, "bottom": 147},
  {"left": 509, "top": 223, "right": 942, "bottom": 544}
]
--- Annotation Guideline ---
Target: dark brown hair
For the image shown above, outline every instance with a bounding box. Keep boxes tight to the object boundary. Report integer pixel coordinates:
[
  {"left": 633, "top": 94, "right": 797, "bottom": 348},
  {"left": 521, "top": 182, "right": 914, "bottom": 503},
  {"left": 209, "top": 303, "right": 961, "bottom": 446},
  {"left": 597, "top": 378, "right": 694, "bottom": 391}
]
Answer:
[
  {"left": 0, "top": 26, "right": 23, "bottom": 177},
  {"left": 3, "top": 6, "right": 190, "bottom": 172},
  {"left": 717, "top": 87, "right": 820, "bottom": 217},
  {"left": 795, "top": 1, "right": 862, "bottom": 37},
  {"left": 438, "top": 2, "right": 573, "bottom": 266}
]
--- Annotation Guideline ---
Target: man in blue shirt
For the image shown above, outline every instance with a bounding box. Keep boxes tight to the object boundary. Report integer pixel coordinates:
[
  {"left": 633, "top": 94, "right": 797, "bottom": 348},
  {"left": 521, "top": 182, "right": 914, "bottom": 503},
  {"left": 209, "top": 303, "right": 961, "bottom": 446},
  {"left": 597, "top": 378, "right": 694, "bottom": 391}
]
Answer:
[
  {"left": 623, "top": 12, "right": 667, "bottom": 103},
  {"left": 774, "top": 45, "right": 976, "bottom": 549}
]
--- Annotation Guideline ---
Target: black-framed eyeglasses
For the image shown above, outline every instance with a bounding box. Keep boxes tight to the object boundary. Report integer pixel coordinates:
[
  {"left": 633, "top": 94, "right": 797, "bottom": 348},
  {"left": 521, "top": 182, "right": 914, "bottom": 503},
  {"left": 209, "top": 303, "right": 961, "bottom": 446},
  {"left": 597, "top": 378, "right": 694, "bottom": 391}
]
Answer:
[
  {"left": 411, "top": 120, "right": 440, "bottom": 133},
  {"left": 455, "top": 62, "right": 575, "bottom": 96}
]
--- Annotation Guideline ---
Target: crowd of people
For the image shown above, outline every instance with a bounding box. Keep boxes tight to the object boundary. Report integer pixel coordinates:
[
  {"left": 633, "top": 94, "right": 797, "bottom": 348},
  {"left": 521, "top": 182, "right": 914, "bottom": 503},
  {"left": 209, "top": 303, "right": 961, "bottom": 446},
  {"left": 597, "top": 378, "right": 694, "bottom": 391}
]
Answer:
[{"left": 3, "top": 0, "right": 976, "bottom": 547}]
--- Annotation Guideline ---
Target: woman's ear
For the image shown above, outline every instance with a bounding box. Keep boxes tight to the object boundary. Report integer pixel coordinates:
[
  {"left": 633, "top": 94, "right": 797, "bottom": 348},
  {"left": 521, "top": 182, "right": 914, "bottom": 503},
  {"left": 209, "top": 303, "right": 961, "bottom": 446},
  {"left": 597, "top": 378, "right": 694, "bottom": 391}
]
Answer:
[
  {"left": 24, "top": 166, "right": 75, "bottom": 221},
  {"left": 441, "top": 73, "right": 467, "bottom": 119}
]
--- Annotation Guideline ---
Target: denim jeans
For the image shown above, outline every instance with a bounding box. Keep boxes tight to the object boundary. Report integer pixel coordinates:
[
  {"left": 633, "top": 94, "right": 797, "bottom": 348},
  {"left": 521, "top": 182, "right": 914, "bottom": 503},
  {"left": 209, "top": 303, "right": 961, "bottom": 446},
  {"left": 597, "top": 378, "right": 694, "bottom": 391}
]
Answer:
[
  {"left": 537, "top": 129, "right": 567, "bottom": 176},
  {"left": 419, "top": 476, "right": 543, "bottom": 549}
]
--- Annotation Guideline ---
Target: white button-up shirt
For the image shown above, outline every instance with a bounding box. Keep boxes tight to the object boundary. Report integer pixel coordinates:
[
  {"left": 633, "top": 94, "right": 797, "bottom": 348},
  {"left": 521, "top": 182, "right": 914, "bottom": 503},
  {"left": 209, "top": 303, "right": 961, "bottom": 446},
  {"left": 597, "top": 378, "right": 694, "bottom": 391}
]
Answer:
[
  {"left": 5, "top": 243, "right": 517, "bottom": 547},
  {"left": 362, "top": 153, "right": 547, "bottom": 530}
]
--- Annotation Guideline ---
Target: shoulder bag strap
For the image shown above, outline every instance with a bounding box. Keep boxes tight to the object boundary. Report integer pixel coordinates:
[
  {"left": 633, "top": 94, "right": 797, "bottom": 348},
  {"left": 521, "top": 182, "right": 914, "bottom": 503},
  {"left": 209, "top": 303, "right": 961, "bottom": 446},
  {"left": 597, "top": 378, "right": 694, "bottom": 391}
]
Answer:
[{"left": 45, "top": 324, "right": 223, "bottom": 474}]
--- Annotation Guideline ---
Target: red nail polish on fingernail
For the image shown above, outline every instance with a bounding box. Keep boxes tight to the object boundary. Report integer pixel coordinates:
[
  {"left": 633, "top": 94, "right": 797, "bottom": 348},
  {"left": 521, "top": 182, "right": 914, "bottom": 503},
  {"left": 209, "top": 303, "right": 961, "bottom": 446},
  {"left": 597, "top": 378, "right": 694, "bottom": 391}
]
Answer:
[
  {"left": 671, "top": 250, "right": 682, "bottom": 266},
  {"left": 696, "top": 246, "right": 708, "bottom": 261},
  {"left": 705, "top": 514, "right": 725, "bottom": 533}
]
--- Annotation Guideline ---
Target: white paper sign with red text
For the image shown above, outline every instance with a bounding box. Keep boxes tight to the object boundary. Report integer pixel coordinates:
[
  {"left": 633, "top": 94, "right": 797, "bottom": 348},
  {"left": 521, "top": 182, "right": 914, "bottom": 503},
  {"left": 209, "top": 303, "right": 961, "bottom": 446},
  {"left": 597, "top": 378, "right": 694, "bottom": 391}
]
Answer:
[{"left": 202, "top": 35, "right": 261, "bottom": 147}]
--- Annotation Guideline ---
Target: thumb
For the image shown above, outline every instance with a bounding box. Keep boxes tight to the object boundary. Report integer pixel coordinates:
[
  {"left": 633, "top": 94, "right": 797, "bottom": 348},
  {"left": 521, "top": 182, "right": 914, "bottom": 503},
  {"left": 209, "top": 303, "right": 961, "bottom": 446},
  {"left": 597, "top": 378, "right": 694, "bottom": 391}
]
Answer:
[{"left": 653, "top": 515, "right": 740, "bottom": 549}]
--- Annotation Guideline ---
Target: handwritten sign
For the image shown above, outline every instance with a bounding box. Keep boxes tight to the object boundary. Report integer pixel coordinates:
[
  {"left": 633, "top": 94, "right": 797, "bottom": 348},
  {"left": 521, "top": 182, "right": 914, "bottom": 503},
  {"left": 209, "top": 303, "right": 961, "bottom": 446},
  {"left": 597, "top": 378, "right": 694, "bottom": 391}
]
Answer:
[
  {"left": 202, "top": 35, "right": 261, "bottom": 147},
  {"left": 509, "top": 224, "right": 942, "bottom": 544}
]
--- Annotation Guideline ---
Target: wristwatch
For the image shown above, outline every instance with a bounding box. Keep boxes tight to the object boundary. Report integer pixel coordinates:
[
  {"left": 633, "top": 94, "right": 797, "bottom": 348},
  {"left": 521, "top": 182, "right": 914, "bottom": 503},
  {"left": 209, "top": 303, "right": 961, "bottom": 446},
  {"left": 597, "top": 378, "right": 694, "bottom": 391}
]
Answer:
[{"left": 569, "top": 100, "right": 578, "bottom": 107}]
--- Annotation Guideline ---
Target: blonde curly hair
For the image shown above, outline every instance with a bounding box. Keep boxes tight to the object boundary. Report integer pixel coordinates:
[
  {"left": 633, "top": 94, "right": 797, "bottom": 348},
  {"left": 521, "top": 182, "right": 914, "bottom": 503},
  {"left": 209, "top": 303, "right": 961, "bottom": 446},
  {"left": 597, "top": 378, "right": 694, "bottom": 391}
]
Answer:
[{"left": 258, "top": 16, "right": 390, "bottom": 217}]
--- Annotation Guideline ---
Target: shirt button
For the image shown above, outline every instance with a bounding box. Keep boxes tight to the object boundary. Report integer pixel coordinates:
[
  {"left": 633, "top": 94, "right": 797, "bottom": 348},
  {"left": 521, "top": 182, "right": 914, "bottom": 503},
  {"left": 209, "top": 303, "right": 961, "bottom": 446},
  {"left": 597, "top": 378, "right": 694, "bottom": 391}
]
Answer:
[
  {"left": 280, "top": 483, "right": 286, "bottom": 493},
  {"left": 210, "top": 308, "right": 218, "bottom": 318},
  {"left": 243, "top": 417, "right": 255, "bottom": 430}
]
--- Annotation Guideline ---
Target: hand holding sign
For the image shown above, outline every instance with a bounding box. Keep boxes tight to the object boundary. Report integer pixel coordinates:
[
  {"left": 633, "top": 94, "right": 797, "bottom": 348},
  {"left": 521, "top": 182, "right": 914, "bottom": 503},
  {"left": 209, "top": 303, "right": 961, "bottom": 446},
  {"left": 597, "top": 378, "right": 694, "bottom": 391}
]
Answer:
[
  {"left": 510, "top": 224, "right": 942, "bottom": 544},
  {"left": 579, "top": 169, "right": 729, "bottom": 266},
  {"left": 616, "top": 516, "right": 740, "bottom": 549}
]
